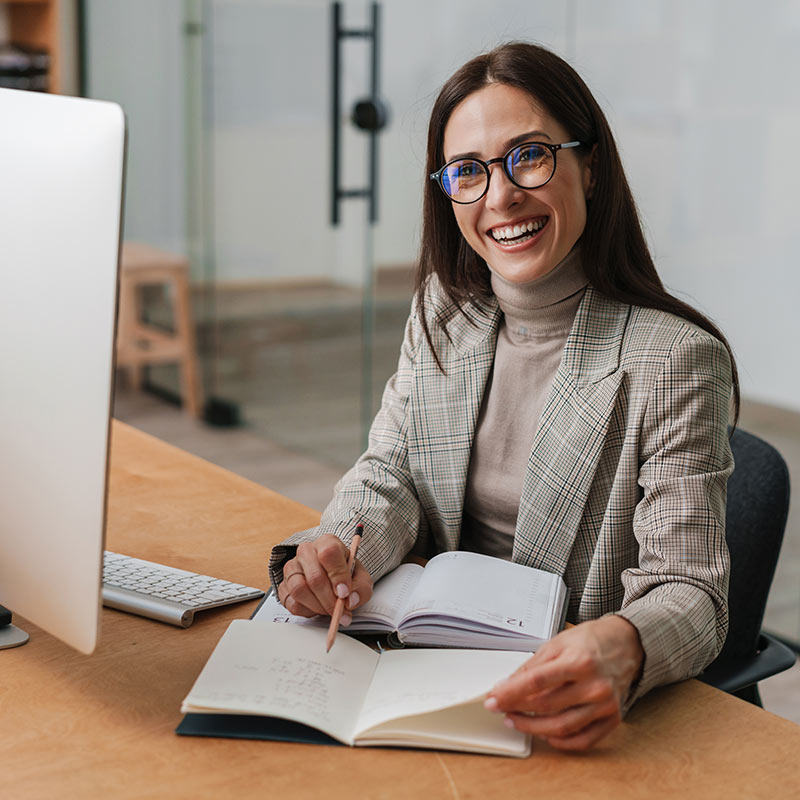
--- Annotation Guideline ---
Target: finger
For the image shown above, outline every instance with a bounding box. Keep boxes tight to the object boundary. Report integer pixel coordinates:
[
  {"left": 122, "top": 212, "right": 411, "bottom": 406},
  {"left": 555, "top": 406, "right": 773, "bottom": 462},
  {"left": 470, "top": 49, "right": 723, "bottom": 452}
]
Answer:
[
  {"left": 284, "top": 580, "right": 329, "bottom": 616},
  {"left": 349, "top": 561, "right": 373, "bottom": 609},
  {"left": 279, "top": 556, "right": 303, "bottom": 586},
  {"left": 317, "top": 537, "right": 358, "bottom": 600},
  {"left": 279, "top": 569, "right": 307, "bottom": 597},
  {"left": 491, "top": 658, "right": 578, "bottom": 706},
  {"left": 512, "top": 678, "right": 614, "bottom": 716},
  {"left": 524, "top": 640, "right": 562, "bottom": 665},
  {"left": 277, "top": 565, "right": 320, "bottom": 617},
  {"left": 278, "top": 569, "right": 329, "bottom": 617},
  {"left": 281, "top": 592, "right": 319, "bottom": 618},
  {"left": 295, "top": 541, "right": 342, "bottom": 615},
  {"left": 543, "top": 712, "right": 620, "bottom": 751},
  {"left": 504, "top": 696, "right": 618, "bottom": 740},
  {"left": 276, "top": 569, "right": 301, "bottom": 607},
  {"left": 278, "top": 558, "right": 325, "bottom": 617}
]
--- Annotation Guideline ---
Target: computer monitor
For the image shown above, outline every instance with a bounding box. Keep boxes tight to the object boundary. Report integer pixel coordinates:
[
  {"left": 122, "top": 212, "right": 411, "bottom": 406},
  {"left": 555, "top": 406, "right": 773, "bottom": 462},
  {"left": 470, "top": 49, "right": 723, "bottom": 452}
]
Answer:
[{"left": 0, "top": 88, "right": 126, "bottom": 654}]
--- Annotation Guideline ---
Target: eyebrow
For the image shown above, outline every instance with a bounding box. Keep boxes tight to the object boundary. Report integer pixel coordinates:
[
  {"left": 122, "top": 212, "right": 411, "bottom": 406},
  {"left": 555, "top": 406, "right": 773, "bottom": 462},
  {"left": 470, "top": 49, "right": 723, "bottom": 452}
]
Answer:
[{"left": 446, "top": 130, "right": 553, "bottom": 162}]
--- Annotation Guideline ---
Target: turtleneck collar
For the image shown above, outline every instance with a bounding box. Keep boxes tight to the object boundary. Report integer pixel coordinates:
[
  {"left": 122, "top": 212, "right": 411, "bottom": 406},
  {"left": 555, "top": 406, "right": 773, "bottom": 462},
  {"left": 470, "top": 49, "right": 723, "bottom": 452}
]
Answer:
[{"left": 489, "top": 246, "right": 588, "bottom": 341}]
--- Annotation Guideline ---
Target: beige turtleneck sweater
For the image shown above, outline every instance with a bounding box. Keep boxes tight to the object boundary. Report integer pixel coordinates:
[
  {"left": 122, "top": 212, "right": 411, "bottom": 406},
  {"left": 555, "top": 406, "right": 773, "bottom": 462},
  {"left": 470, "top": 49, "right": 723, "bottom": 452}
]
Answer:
[{"left": 459, "top": 247, "right": 588, "bottom": 559}]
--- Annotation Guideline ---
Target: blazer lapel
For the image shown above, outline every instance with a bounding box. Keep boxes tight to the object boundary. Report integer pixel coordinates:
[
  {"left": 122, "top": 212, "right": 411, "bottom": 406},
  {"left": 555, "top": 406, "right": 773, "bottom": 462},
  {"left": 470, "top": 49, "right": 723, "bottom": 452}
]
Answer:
[
  {"left": 411, "top": 297, "right": 501, "bottom": 549},
  {"left": 512, "top": 288, "right": 630, "bottom": 575}
]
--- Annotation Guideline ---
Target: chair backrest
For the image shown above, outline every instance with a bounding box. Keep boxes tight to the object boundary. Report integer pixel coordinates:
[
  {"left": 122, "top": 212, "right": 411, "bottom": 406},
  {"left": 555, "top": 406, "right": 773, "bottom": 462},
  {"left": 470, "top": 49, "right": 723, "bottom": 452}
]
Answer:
[{"left": 713, "top": 428, "right": 791, "bottom": 663}]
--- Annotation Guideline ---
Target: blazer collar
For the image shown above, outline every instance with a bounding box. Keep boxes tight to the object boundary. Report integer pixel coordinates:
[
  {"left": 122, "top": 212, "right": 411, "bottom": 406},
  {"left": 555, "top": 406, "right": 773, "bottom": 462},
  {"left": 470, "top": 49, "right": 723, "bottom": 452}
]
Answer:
[
  {"left": 438, "top": 295, "right": 502, "bottom": 363},
  {"left": 444, "top": 285, "right": 628, "bottom": 382},
  {"left": 559, "top": 286, "right": 630, "bottom": 385}
]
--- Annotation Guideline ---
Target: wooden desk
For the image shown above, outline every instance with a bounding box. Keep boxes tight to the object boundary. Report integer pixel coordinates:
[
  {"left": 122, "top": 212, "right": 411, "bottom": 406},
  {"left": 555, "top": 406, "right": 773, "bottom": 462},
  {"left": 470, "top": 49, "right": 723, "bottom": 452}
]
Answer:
[{"left": 4, "top": 422, "right": 800, "bottom": 799}]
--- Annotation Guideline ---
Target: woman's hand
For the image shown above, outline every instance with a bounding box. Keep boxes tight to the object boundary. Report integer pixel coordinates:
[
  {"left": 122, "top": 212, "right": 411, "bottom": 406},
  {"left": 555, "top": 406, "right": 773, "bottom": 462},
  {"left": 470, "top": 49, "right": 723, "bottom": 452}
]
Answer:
[
  {"left": 276, "top": 535, "right": 373, "bottom": 625},
  {"left": 485, "top": 615, "right": 644, "bottom": 751}
]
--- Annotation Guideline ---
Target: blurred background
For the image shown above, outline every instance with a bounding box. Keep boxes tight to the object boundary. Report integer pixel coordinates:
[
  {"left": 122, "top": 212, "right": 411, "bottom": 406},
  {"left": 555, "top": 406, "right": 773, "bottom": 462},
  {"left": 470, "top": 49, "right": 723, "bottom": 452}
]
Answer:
[{"left": 2, "top": 0, "right": 797, "bottom": 714}]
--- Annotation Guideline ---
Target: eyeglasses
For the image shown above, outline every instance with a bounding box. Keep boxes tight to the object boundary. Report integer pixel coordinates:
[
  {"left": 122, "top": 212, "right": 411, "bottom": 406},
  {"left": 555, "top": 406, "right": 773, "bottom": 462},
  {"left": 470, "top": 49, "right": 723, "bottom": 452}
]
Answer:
[{"left": 430, "top": 141, "right": 583, "bottom": 204}]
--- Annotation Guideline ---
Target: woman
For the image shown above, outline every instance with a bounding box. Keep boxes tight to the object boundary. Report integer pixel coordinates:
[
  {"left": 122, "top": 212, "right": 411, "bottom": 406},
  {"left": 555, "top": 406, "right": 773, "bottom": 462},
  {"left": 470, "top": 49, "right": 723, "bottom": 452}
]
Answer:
[{"left": 269, "top": 42, "right": 736, "bottom": 751}]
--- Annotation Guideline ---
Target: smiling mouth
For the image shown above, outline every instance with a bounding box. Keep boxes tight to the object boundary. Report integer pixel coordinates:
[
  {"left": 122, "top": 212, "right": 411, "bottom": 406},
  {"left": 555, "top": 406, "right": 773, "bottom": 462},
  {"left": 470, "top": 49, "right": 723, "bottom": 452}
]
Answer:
[{"left": 490, "top": 216, "right": 548, "bottom": 246}]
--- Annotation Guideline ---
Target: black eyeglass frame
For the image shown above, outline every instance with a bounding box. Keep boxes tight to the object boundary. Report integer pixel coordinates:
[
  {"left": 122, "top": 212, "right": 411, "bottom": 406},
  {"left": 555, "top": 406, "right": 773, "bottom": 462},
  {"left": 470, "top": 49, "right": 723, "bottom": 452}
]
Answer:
[{"left": 429, "top": 140, "right": 584, "bottom": 204}]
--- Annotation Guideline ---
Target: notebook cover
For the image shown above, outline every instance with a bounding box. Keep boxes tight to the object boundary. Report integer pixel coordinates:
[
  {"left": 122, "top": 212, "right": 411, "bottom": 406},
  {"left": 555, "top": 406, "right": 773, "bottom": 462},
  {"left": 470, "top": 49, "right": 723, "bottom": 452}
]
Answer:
[{"left": 176, "top": 713, "right": 342, "bottom": 747}]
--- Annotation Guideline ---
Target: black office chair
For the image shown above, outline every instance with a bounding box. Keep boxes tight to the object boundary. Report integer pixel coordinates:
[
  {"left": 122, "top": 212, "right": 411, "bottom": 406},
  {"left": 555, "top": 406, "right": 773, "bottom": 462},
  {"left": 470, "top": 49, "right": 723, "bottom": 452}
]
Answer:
[{"left": 699, "top": 428, "right": 797, "bottom": 705}]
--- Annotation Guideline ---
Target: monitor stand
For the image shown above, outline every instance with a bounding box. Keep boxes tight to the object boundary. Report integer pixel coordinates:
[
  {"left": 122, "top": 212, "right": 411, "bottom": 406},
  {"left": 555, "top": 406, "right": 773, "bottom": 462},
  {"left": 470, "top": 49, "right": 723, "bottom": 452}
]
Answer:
[{"left": 0, "top": 604, "right": 29, "bottom": 649}]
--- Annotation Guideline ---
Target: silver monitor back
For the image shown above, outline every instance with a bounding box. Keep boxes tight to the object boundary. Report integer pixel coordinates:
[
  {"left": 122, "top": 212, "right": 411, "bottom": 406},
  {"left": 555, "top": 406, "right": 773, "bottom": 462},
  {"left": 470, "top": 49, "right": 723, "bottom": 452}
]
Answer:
[{"left": 0, "top": 88, "right": 125, "bottom": 654}]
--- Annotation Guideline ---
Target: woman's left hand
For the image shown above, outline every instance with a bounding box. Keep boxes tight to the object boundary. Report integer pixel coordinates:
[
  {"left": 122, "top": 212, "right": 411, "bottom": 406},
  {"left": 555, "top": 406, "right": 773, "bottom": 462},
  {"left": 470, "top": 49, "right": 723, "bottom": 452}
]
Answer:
[{"left": 484, "top": 615, "right": 644, "bottom": 751}]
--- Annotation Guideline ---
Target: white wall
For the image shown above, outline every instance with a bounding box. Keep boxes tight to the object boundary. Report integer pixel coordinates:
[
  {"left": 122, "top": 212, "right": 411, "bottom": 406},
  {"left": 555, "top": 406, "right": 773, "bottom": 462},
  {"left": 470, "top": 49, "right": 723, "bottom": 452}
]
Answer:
[
  {"left": 85, "top": 0, "right": 187, "bottom": 257},
  {"left": 569, "top": 0, "right": 800, "bottom": 409},
  {"left": 372, "top": 0, "right": 569, "bottom": 268},
  {"left": 85, "top": 0, "right": 800, "bottom": 410}
]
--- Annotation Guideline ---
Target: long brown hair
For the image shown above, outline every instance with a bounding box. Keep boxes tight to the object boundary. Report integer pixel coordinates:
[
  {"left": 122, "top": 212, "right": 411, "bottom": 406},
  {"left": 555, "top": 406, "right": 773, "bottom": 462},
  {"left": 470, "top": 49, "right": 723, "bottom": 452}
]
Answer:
[{"left": 416, "top": 41, "right": 739, "bottom": 427}]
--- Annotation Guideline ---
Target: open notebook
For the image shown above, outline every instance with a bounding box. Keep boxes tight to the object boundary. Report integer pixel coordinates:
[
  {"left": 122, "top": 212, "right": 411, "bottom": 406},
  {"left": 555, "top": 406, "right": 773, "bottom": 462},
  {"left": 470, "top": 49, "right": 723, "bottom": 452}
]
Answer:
[
  {"left": 178, "top": 621, "right": 532, "bottom": 756},
  {"left": 257, "top": 550, "right": 569, "bottom": 650}
]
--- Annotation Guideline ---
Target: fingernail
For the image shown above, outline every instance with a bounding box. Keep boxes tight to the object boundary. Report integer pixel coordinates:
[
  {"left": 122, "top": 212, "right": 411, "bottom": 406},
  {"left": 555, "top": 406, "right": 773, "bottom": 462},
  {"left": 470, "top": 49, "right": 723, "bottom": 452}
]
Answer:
[
  {"left": 341, "top": 613, "right": 352, "bottom": 627},
  {"left": 503, "top": 717, "right": 516, "bottom": 729},
  {"left": 348, "top": 591, "right": 360, "bottom": 609},
  {"left": 336, "top": 583, "right": 349, "bottom": 599},
  {"left": 484, "top": 697, "right": 500, "bottom": 712}
]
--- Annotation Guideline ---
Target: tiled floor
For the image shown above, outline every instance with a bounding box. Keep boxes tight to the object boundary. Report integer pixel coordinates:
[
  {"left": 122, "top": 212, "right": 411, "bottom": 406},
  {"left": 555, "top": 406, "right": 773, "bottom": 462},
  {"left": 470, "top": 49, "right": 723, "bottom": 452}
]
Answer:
[{"left": 113, "top": 386, "right": 800, "bottom": 725}]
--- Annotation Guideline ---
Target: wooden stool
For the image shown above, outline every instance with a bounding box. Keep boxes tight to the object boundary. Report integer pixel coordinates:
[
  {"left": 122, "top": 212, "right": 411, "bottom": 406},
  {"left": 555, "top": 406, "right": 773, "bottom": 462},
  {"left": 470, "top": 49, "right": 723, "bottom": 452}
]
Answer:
[{"left": 116, "top": 242, "right": 202, "bottom": 417}]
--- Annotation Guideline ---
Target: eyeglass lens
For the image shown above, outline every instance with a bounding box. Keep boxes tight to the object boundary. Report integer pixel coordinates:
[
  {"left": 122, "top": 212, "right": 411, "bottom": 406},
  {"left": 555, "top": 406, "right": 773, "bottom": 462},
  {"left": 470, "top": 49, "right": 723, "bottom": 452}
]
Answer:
[{"left": 440, "top": 143, "right": 555, "bottom": 202}]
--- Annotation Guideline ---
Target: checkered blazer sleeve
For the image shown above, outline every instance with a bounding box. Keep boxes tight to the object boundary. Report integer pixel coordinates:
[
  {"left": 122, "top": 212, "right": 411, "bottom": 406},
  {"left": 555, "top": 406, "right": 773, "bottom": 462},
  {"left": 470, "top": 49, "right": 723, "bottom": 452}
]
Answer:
[
  {"left": 268, "top": 301, "right": 427, "bottom": 590},
  {"left": 614, "top": 330, "right": 734, "bottom": 707}
]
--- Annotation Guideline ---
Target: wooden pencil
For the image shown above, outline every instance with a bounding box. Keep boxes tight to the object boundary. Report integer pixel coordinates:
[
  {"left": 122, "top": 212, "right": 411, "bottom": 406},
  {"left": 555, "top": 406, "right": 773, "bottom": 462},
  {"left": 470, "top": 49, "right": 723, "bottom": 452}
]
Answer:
[{"left": 326, "top": 523, "right": 363, "bottom": 652}]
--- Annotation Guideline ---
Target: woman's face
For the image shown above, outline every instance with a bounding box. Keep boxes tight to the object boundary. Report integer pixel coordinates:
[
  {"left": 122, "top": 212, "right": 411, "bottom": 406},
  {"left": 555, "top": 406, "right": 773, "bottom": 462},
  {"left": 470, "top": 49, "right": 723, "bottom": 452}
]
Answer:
[{"left": 442, "top": 83, "right": 593, "bottom": 284}]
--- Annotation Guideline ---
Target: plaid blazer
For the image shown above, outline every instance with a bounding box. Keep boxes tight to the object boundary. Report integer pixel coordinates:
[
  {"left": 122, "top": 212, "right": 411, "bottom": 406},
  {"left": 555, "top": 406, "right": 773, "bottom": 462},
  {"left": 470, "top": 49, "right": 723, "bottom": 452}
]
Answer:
[{"left": 269, "top": 284, "right": 734, "bottom": 706}]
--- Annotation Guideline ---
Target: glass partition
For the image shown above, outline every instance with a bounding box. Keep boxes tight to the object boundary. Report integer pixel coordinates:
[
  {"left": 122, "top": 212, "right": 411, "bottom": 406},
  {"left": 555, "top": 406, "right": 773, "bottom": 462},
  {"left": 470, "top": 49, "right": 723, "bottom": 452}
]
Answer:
[
  {"left": 179, "top": 0, "right": 573, "bottom": 468},
  {"left": 184, "top": 0, "right": 377, "bottom": 466}
]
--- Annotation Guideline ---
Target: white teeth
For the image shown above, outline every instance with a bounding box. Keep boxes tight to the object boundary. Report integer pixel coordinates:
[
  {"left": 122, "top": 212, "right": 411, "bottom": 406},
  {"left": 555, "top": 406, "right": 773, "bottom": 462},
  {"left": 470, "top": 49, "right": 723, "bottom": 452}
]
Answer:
[{"left": 491, "top": 218, "right": 546, "bottom": 241}]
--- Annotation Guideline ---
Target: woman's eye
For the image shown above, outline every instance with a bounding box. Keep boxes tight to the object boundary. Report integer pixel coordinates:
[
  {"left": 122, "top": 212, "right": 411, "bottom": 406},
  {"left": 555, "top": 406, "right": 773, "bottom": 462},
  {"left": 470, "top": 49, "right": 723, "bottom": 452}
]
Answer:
[
  {"left": 515, "top": 145, "right": 547, "bottom": 163},
  {"left": 457, "top": 161, "right": 480, "bottom": 177},
  {"left": 449, "top": 161, "right": 484, "bottom": 186}
]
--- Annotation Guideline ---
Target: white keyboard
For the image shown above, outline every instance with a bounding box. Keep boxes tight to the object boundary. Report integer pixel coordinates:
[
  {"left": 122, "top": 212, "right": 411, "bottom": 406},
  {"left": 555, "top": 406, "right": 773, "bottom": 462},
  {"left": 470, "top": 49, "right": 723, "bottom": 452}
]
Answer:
[{"left": 102, "top": 551, "right": 265, "bottom": 628}]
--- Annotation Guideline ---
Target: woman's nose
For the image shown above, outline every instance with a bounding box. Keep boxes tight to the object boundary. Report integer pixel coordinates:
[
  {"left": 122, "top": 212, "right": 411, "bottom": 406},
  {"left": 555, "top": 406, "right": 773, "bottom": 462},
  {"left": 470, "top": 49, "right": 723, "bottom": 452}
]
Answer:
[{"left": 484, "top": 163, "right": 524, "bottom": 210}]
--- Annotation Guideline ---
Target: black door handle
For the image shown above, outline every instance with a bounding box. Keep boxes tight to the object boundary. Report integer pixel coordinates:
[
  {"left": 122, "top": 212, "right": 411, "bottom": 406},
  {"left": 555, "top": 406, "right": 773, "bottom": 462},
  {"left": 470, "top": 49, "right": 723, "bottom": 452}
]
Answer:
[
  {"left": 330, "top": 2, "right": 387, "bottom": 225},
  {"left": 351, "top": 97, "right": 389, "bottom": 133}
]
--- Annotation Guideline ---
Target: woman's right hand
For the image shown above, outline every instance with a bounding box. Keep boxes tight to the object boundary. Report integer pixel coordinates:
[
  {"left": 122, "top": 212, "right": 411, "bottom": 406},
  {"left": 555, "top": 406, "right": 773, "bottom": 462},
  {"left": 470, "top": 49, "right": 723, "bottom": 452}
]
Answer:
[{"left": 276, "top": 535, "right": 373, "bottom": 625}]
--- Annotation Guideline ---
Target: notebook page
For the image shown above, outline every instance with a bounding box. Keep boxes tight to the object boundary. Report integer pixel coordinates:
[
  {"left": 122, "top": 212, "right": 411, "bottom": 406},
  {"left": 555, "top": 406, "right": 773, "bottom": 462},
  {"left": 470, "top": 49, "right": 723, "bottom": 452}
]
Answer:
[
  {"left": 351, "top": 562, "right": 423, "bottom": 628},
  {"left": 401, "top": 551, "right": 561, "bottom": 639},
  {"left": 357, "top": 697, "right": 530, "bottom": 757},
  {"left": 354, "top": 647, "right": 529, "bottom": 736},
  {"left": 181, "top": 620, "right": 379, "bottom": 745}
]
